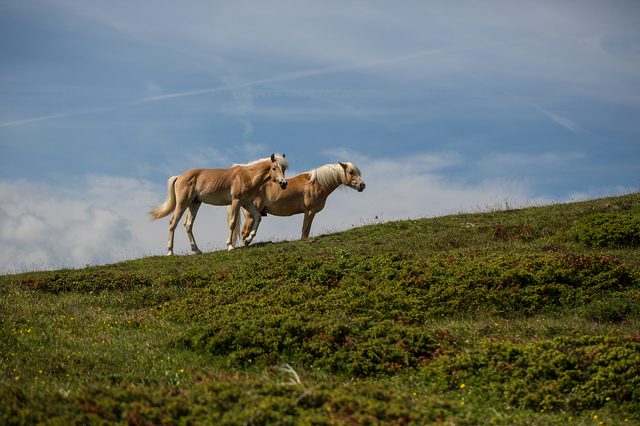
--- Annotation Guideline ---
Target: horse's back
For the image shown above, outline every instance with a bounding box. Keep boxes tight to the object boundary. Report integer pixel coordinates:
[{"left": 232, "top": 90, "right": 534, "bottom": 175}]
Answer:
[{"left": 176, "top": 168, "right": 236, "bottom": 206}]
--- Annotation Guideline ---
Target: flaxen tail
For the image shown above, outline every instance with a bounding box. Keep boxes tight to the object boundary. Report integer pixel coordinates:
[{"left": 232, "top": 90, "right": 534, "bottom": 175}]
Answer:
[
  {"left": 226, "top": 205, "right": 244, "bottom": 248},
  {"left": 148, "top": 176, "right": 179, "bottom": 221}
]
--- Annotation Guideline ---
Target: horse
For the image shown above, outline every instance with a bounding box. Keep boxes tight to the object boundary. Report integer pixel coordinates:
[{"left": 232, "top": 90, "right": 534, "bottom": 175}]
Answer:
[
  {"left": 227, "top": 162, "right": 364, "bottom": 246},
  {"left": 148, "top": 154, "right": 288, "bottom": 255}
]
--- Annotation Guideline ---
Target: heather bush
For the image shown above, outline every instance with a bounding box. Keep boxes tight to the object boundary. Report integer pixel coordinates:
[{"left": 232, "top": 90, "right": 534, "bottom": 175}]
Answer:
[
  {"left": 175, "top": 314, "right": 451, "bottom": 375},
  {"left": 1, "top": 376, "right": 462, "bottom": 425},
  {"left": 423, "top": 335, "right": 640, "bottom": 413},
  {"left": 161, "top": 251, "right": 637, "bottom": 324},
  {"left": 572, "top": 212, "right": 640, "bottom": 247}
]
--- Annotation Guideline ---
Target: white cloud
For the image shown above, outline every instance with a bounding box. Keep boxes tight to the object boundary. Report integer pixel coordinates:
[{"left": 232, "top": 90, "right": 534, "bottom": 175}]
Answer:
[
  {"left": 1, "top": 211, "right": 49, "bottom": 244},
  {"left": 0, "top": 177, "right": 163, "bottom": 273}
]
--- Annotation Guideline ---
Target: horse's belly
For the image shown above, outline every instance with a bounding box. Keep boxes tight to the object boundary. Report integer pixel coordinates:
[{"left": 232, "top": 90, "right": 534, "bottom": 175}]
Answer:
[
  {"left": 264, "top": 200, "right": 305, "bottom": 216},
  {"left": 197, "top": 192, "right": 232, "bottom": 206}
]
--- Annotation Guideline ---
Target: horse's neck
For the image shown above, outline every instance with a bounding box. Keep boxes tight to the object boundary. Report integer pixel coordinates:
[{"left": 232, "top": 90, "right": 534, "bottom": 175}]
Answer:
[
  {"left": 309, "top": 174, "right": 342, "bottom": 195},
  {"left": 247, "top": 162, "right": 271, "bottom": 187}
]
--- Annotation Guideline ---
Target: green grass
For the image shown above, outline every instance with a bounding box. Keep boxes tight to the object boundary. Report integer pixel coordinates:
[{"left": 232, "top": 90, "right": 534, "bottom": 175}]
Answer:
[{"left": 1, "top": 192, "right": 639, "bottom": 425}]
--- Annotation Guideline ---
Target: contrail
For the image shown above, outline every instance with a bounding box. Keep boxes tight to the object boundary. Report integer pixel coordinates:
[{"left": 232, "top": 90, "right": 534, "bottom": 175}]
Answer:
[
  {"left": 0, "top": 49, "right": 446, "bottom": 128},
  {"left": 128, "top": 49, "right": 447, "bottom": 105},
  {"left": 453, "top": 65, "right": 582, "bottom": 133},
  {"left": 502, "top": 91, "right": 582, "bottom": 133},
  {"left": 0, "top": 107, "right": 117, "bottom": 128}
]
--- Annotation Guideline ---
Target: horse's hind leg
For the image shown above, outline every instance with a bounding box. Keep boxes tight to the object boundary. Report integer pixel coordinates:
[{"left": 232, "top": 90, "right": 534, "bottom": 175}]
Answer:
[
  {"left": 184, "top": 202, "right": 203, "bottom": 254},
  {"left": 167, "top": 204, "right": 189, "bottom": 256}
]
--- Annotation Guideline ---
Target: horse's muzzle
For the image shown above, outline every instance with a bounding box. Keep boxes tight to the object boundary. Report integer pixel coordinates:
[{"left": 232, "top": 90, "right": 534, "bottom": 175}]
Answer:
[
  {"left": 278, "top": 180, "right": 288, "bottom": 190},
  {"left": 356, "top": 182, "right": 365, "bottom": 192}
]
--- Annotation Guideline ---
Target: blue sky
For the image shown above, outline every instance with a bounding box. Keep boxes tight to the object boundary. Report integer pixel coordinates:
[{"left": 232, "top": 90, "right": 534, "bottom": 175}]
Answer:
[{"left": 1, "top": 0, "right": 639, "bottom": 272}]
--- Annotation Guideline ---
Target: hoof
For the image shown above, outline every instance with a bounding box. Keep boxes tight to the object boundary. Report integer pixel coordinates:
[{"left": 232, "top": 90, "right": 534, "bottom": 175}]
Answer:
[
  {"left": 167, "top": 251, "right": 174, "bottom": 256},
  {"left": 191, "top": 245, "right": 202, "bottom": 255},
  {"left": 227, "top": 245, "right": 234, "bottom": 251}
]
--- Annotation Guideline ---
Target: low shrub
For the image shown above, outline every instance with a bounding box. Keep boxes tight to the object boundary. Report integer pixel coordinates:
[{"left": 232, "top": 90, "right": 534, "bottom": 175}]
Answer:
[
  {"left": 572, "top": 212, "right": 640, "bottom": 247},
  {"left": 0, "top": 376, "right": 461, "bottom": 425},
  {"left": 423, "top": 334, "right": 640, "bottom": 413},
  {"left": 175, "top": 314, "right": 452, "bottom": 376},
  {"left": 581, "top": 296, "right": 640, "bottom": 323},
  {"left": 161, "top": 251, "right": 637, "bottom": 324}
]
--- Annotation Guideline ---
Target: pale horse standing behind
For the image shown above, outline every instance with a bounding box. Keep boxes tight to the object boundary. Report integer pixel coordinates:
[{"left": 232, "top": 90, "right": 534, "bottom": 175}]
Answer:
[
  {"left": 149, "top": 154, "right": 288, "bottom": 255},
  {"left": 229, "top": 162, "right": 365, "bottom": 247}
]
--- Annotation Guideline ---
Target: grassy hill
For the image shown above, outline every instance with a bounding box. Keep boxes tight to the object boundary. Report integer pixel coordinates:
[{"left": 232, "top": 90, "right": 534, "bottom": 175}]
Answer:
[{"left": 2, "top": 192, "right": 639, "bottom": 425}]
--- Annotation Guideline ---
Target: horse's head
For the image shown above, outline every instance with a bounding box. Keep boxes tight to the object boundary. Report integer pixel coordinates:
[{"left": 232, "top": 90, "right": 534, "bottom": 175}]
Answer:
[
  {"left": 270, "top": 153, "right": 288, "bottom": 190},
  {"left": 339, "top": 162, "right": 365, "bottom": 192}
]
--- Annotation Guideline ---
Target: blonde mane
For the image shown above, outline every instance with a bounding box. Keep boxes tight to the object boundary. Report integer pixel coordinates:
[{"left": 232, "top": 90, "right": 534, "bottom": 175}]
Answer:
[
  {"left": 234, "top": 154, "right": 289, "bottom": 170},
  {"left": 308, "top": 162, "right": 361, "bottom": 188}
]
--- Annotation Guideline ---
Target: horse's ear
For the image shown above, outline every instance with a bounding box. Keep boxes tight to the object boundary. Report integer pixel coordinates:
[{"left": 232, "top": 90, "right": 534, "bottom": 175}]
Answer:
[
  {"left": 271, "top": 153, "right": 275, "bottom": 162},
  {"left": 282, "top": 153, "right": 285, "bottom": 158},
  {"left": 339, "top": 162, "right": 348, "bottom": 171}
]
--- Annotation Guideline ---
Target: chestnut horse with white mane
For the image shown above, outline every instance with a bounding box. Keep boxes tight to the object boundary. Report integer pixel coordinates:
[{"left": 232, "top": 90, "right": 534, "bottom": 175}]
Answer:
[
  {"left": 227, "top": 162, "right": 364, "bottom": 247},
  {"left": 149, "top": 154, "right": 288, "bottom": 255}
]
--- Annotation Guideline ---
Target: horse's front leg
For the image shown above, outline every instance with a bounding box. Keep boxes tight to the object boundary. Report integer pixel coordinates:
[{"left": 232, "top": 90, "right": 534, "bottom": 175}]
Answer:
[
  {"left": 241, "top": 206, "right": 256, "bottom": 244},
  {"left": 226, "top": 200, "right": 242, "bottom": 250},
  {"left": 301, "top": 210, "right": 316, "bottom": 239},
  {"left": 243, "top": 204, "right": 262, "bottom": 246}
]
